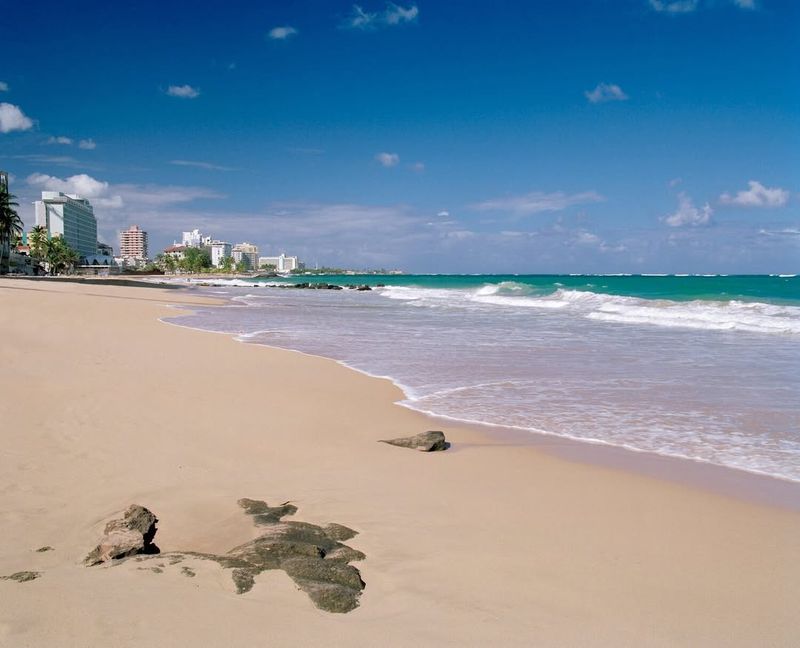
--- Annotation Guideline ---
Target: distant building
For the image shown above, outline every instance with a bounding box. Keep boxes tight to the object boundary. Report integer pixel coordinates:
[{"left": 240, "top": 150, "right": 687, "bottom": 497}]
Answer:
[
  {"left": 34, "top": 191, "right": 97, "bottom": 258},
  {"left": 119, "top": 225, "right": 148, "bottom": 262},
  {"left": 232, "top": 242, "right": 259, "bottom": 270},
  {"left": 163, "top": 244, "right": 187, "bottom": 261},
  {"left": 0, "top": 170, "right": 8, "bottom": 193},
  {"left": 210, "top": 241, "right": 232, "bottom": 268},
  {"left": 259, "top": 254, "right": 302, "bottom": 273},
  {"left": 98, "top": 242, "right": 114, "bottom": 257},
  {"left": 181, "top": 229, "right": 211, "bottom": 248}
]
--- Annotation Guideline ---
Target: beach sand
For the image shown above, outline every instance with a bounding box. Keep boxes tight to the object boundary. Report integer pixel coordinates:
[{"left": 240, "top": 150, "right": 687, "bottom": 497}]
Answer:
[{"left": 1, "top": 278, "right": 799, "bottom": 646}]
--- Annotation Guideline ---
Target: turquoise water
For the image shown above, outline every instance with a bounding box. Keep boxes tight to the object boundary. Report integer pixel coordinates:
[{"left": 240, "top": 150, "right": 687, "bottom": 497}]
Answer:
[
  {"left": 166, "top": 274, "right": 800, "bottom": 482},
  {"left": 257, "top": 274, "right": 800, "bottom": 304}
]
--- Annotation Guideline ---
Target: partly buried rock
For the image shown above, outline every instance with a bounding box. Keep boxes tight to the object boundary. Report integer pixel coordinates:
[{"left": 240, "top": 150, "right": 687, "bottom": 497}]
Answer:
[
  {"left": 84, "top": 505, "right": 159, "bottom": 566},
  {"left": 380, "top": 430, "right": 449, "bottom": 452},
  {"left": 1, "top": 571, "right": 41, "bottom": 583}
]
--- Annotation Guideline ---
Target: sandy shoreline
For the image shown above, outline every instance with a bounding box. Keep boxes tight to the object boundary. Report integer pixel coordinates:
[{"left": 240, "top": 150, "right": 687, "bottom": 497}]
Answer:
[{"left": 1, "top": 278, "right": 799, "bottom": 646}]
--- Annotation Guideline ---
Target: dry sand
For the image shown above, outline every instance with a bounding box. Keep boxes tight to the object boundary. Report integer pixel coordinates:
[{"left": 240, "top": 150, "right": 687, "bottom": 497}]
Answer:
[{"left": 1, "top": 278, "right": 799, "bottom": 647}]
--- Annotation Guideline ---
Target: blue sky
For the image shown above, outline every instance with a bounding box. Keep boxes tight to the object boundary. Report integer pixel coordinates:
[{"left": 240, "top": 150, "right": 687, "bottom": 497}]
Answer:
[{"left": 1, "top": 0, "right": 798, "bottom": 272}]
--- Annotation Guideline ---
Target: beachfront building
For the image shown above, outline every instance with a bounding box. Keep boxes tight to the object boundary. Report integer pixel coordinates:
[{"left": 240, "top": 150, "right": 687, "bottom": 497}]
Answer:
[
  {"left": 210, "top": 241, "right": 232, "bottom": 268},
  {"left": 33, "top": 191, "right": 97, "bottom": 258},
  {"left": 181, "top": 229, "right": 212, "bottom": 248},
  {"left": 232, "top": 242, "right": 258, "bottom": 270},
  {"left": 259, "top": 253, "right": 302, "bottom": 273},
  {"left": 163, "top": 243, "right": 187, "bottom": 261},
  {"left": 119, "top": 225, "right": 148, "bottom": 263}
]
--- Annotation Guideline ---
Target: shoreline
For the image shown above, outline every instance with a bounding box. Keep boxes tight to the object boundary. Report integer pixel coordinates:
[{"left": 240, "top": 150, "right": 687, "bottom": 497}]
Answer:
[
  {"left": 163, "top": 292, "right": 800, "bottom": 510},
  {"left": 2, "top": 278, "right": 799, "bottom": 646}
]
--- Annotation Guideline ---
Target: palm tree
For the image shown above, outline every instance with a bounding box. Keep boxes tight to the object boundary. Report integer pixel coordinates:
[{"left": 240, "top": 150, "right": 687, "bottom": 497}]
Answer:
[
  {"left": 44, "top": 235, "right": 80, "bottom": 275},
  {"left": 29, "top": 225, "right": 48, "bottom": 259},
  {"left": 0, "top": 189, "right": 23, "bottom": 274}
]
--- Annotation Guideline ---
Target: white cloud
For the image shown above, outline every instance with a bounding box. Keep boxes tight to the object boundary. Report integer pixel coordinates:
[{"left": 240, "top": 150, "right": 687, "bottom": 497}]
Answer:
[
  {"left": 437, "top": 210, "right": 450, "bottom": 217},
  {"left": 471, "top": 190, "right": 604, "bottom": 216},
  {"left": 343, "top": 3, "right": 418, "bottom": 29},
  {"left": 376, "top": 152, "right": 399, "bottom": 167},
  {"left": 664, "top": 192, "right": 713, "bottom": 226},
  {"left": 46, "top": 136, "right": 74, "bottom": 145},
  {"left": 0, "top": 82, "right": 8, "bottom": 92},
  {"left": 268, "top": 26, "right": 298, "bottom": 40},
  {"left": 166, "top": 84, "right": 200, "bottom": 99},
  {"left": 585, "top": 83, "right": 628, "bottom": 104},
  {"left": 648, "top": 0, "right": 699, "bottom": 13},
  {"left": 732, "top": 0, "right": 756, "bottom": 8},
  {"left": 410, "top": 161, "right": 425, "bottom": 172},
  {"left": 27, "top": 172, "right": 111, "bottom": 200},
  {"left": 79, "top": 138, "right": 97, "bottom": 150},
  {"left": 385, "top": 2, "right": 419, "bottom": 24},
  {"left": 719, "top": 181, "right": 789, "bottom": 208},
  {"left": 0, "top": 102, "right": 34, "bottom": 133},
  {"left": 669, "top": 177, "right": 682, "bottom": 187},
  {"left": 170, "top": 159, "right": 235, "bottom": 171}
]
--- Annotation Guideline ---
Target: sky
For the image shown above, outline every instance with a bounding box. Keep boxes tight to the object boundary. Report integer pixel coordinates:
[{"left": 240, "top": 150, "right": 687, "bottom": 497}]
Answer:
[{"left": 1, "top": 0, "right": 798, "bottom": 273}]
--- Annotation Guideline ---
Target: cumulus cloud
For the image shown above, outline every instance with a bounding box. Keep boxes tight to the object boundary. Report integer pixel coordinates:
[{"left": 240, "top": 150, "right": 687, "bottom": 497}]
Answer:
[
  {"left": 471, "top": 190, "right": 605, "bottom": 216},
  {"left": 410, "top": 161, "right": 425, "bottom": 172},
  {"left": 46, "top": 136, "right": 73, "bottom": 145},
  {"left": 166, "top": 84, "right": 200, "bottom": 99},
  {"left": 719, "top": 181, "right": 789, "bottom": 208},
  {"left": 732, "top": 0, "right": 756, "bottom": 8},
  {"left": 27, "top": 172, "right": 111, "bottom": 200},
  {"left": 79, "top": 138, "right": 97, "bottom": 150},
  {"left": 437, "top": 210, "right": 450, "bottom": 217},
  {"left": 342, "top": 3, "right": 418, "bottom": 29},
  {"left": 0, "top": 82, "right": 8, "bottom": 92},
  {"left": 585, "top": 83, "right": 628, "bottom": 104},
  {"left": 663, "top": 192, "right": 713, "bottom": 226},
  {"left": 648, "top": 0, "right": 699, "bottom": 13},
  {"left": 268, "top": 26, "right": 298, "bottom": 40},
  {"left": 375, "top": 152, "right": 399, "bottom": 167},
  {"left": 0, "top": 102, "right": 34, "bottom": 133}
]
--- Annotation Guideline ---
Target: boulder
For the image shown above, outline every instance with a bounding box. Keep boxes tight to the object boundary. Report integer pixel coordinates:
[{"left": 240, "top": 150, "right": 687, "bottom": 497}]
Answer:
[
  {"left": 356, "top": 285, "right": 371, "bottom": 291},
  {"left": 379, "top": 430, "right": 449, "bottom": 452},
  {"left": 1, "top": 571, "right": 41, "bottom": 583},
  {"left": 84, "top": 505, "right": 159, "bottom": 565}
]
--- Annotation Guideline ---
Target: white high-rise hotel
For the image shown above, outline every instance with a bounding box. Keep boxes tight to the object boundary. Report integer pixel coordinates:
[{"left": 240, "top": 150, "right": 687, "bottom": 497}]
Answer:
[
  {"left": 119, "top": 225, "right": 148, "bottom": 261},
  {"left": 34, "top": 192, "right": 97, "bottom": 258}
]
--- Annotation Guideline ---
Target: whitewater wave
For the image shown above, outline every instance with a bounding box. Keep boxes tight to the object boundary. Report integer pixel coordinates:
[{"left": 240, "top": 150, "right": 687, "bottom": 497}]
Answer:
[{"left": 378, "top": 283, "right": 800, "bottom": 335}]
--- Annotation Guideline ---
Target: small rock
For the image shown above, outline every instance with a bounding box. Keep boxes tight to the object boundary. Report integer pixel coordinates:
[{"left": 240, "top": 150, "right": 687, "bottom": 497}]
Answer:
[
  {"left": 356, "top": 285, "right": 371, "bottom": 291},
  {"left": 1, "top": 571, "right": 41, "bottom": 583},
  {"left": 181, "top": 566, "right": 196, "bottom": 578},
  {"left": 84, "top": 505, "right": 160, "bottom": 566},
  {"left": 35, "top": 546, "right": 54, "bottom": 553},
  {"left": 379, "top": 430, "right": 449, "bottom": 452}
]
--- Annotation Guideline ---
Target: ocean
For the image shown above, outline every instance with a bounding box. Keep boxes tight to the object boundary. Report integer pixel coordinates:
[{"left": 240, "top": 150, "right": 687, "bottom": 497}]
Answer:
[{"left": 162, "top": 274, "right": 800, "bottom": 482}]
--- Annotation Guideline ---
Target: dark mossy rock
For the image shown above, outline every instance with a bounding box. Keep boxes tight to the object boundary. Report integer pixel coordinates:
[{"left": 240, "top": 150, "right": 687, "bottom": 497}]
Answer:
[
  {"left": 380, "top": 430, "right": 449, "bottom": 452},
  {"left": 1, "top": 571, "right": 41, "bottom": 583},
  {"left": 356, "top": 284, "right": 371, "bottom": 291}
]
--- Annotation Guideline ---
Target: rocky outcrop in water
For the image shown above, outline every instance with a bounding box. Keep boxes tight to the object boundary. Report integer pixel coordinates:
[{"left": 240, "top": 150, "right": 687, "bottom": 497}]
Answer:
[
  {"left": 84, "top": 505, "right": 159, "bottom": 565},
  {"left": 380, "top": 430, "right": 449, "bottom": 451}
]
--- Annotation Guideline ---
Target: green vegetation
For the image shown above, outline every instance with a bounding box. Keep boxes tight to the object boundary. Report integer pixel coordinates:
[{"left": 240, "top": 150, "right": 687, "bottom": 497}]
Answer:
[
  {"left": 0, "top": 189, "right": 23, "bottom": 274},
  {"left": 180, "top": 246, "right": 212, "bottom": 272},
  {"left": 29, "top": 225, "right": 48, "bottom": 261},
  {"left": 44, "top": 236, "right": 80, "bottom": 275}
]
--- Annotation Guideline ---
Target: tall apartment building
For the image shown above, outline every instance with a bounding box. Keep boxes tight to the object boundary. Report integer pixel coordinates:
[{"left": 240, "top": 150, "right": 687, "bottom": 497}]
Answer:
[
  {"left": 210, "top": 241, "right": 232, "bottom": 267},
  {"left": 119, "top": 225, "right": 148, "bottom": 261},
  {"left": 34, "top": 191, "right": 97, "bottom": 258},
  {"left": 181, "top": 229, "right": 212, "bottom": 248},
  {"left": 232, "top": 242, "right": 259, "bottom": 270}
]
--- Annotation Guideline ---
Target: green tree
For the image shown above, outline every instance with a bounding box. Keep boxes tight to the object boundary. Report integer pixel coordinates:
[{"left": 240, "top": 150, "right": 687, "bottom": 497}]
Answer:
[
  {"left": 0, "top": 189, "right": 23, "bottom": 274},
  {"left": 179, "top": 247, "right": 212, "bottom": 273},
  {"left": 45, "top": 236, "right": 80, "bottom": 275},
  {"left": 220, "top": 255, "right": 234, "bottom": 273},
  {"left": 29, "top": 225, "right": 48, "bottom": 260},
  {"left": 155, "top": 252, "right": 177, "bottom": 274},
  {"left": 235, "top": 258, "right": 249, "bottom": 273}
]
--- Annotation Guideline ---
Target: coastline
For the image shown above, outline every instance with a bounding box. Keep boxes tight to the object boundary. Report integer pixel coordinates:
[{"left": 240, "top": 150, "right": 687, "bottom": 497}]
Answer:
[{"left": 2, "top": 278, "right": 799, "bottom": 646}]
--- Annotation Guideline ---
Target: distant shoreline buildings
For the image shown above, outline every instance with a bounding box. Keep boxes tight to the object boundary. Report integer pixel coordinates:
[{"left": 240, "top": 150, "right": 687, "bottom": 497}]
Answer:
[{"left": 34, "top": 191, "right": 98, "bottom": 258}]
